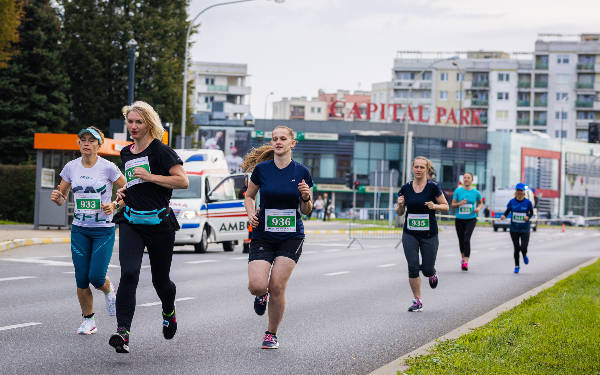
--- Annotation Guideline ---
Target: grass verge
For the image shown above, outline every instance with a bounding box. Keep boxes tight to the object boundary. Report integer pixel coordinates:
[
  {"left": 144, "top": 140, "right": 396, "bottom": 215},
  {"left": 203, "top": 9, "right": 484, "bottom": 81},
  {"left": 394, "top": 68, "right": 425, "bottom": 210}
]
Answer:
[
  {"left": 402, "top": 259, "right": 600, "bottom": 375},
  {"left": 0, "top": 220, "right": 30, "bottom": 225}
]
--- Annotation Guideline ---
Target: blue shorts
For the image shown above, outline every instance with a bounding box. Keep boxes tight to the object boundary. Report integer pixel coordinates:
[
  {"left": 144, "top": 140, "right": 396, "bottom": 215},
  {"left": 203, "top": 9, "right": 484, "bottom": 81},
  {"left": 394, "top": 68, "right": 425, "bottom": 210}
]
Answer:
[{"left": 70, "top": 225, "right": 115, "bottom": 289}]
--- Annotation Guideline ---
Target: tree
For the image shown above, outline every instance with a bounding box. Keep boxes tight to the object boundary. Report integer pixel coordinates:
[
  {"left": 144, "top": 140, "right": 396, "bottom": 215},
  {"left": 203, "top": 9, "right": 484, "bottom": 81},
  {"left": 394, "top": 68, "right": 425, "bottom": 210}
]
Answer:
[
  {"left": 61, "top": 0, "right": 192, "bottom": 135},
  {"left": 0, "top": 0, "right": 24, "bottom": 68},
  {"left": 0, "top": 0, "right": 70, "bottom": 164}
]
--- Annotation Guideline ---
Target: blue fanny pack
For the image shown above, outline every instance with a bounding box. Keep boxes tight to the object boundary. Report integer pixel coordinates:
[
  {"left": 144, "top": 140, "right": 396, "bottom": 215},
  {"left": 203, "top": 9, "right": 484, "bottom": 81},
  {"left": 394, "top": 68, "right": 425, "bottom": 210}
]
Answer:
[{"left": 124, "top": 206, "right": 168, "bottom": 225}]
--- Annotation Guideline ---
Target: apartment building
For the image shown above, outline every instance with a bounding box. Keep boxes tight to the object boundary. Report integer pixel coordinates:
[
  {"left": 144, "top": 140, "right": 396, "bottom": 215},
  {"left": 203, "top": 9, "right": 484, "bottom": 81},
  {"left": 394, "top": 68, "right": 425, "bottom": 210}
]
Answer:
[
  {"left": 189, "top": 61, "right": 251, "bottom": 120},
  {"left": 272, "top": 89, "right": 371, "bottom": 121}
]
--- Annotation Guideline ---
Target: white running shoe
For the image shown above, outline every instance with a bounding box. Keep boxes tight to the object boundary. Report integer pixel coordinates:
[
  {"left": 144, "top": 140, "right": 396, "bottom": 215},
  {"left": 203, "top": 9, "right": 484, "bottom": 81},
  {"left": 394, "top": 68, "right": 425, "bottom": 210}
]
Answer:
[
  {"left": 105, "top": 282, "right": 117, "bottom": 316},
  {"left": 77, "top": 317, "right": 97, "bottom": 335}
]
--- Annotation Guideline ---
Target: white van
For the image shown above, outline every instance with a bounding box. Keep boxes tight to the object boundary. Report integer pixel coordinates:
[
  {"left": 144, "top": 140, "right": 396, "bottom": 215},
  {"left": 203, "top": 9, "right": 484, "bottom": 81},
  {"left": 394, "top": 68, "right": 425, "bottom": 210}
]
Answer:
[
  {"left": 492, "top": 187, "right": 537, "bottom": 232},
  {"left": 170, "top": 149, "right": 248, "bottom": 253}
]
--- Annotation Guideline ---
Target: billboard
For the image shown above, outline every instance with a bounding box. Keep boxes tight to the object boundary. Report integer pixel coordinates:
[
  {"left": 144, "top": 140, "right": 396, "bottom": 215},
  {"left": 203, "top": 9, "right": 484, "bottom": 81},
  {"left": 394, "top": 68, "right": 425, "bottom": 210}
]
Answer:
[{"left": 200, "top": 128, "right": 252, "bottom": 174}]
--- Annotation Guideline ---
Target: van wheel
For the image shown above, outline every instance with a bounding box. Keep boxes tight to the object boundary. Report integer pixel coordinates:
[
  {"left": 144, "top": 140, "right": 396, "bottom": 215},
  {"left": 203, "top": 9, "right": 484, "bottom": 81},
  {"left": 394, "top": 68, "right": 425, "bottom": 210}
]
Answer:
[
  {"left": 242, "top": 242, "right": 250, "bottom": 254},
  {"left": 194, "top": 227, "right": 208, "bottom": 253},
  {"left": 533, "top": 226, "right": 537, "bottom": 232},
  {"left": 493, "top": 226, "right": 498, "bottom": 232},
  {"left": 222, "top": 241, "right": 234, "bottom": 252},
  {"left": 503, "top": 227, "right": 507, "bottom": 232}
]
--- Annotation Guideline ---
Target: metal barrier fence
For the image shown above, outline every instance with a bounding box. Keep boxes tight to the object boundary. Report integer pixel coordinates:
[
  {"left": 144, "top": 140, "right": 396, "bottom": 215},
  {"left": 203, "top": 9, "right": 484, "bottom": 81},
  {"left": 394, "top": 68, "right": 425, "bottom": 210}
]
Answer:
[{"left": 348, "top": 208, "right": 403, "bottom": 249}]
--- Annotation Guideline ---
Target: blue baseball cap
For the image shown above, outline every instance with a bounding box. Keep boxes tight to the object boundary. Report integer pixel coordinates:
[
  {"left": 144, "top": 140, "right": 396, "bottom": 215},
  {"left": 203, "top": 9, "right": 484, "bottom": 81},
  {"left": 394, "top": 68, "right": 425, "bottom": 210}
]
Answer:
[
  {"left": 78, "top": 127, "right": 103, "bottom": 144},
  {"left": 515, "top": 182, "right": 527, "bottom": 191}
]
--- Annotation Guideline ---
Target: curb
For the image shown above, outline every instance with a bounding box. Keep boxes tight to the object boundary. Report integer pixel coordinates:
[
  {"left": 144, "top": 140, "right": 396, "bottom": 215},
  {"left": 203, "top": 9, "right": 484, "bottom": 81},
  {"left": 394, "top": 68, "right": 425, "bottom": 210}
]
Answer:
[
  {"left": 369, "top": 256, "right": 600, "bottom": 375},
  {"left": 0, "top": 237, "right": 71, "bottom": 252}
]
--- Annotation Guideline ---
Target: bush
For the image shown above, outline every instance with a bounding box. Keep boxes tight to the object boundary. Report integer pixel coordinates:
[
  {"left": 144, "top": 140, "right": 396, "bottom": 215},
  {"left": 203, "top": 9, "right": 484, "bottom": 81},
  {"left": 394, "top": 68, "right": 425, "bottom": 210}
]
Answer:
[{"left": 0, "top": 164, "right": 36, "bottom": 223}]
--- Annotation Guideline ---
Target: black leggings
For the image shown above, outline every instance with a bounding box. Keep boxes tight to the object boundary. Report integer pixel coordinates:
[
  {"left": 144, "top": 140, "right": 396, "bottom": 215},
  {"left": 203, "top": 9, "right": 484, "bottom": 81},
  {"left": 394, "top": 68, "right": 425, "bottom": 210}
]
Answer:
[
  {"left": 509, "top": 231, "right": 530, "bottom": 267},
  {"left": 455, "top": 218, "right": 477, "bottom": 258},
  {"left": 116, "top": 223, "right": 176, "bottom": 331},
  {"left": 402, "top": 233, "right": 438, "bottom": 278}
]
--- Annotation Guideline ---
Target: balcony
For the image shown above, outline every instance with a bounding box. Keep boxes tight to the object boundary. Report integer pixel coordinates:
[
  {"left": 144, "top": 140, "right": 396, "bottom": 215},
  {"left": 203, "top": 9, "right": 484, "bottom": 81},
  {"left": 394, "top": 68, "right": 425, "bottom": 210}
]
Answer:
[
  {"left": 517, "top": 118, "right": 530, "bottom": 125},
  {"left": 577, "top": 63, "right": 595, "bottom": 71},
  {"left": 534, "top": 100, "right": 547, "bottom": 107},
  {"left": 534, "top": 119, "right": 547, "bottom": 125},
  {"left": 223, "top": 102, "right": 250, "bottom": 114},
  {"left": 534, "top": 81, "right": 548, "bottom": 88},
  {"left": 471, "top": 99, "right": 488, "bottom": 106},
  {"left": 576, "top": 100, "right": 594, "bottom": 108},
  {"left": 228, "top": 85, "right": 251, "bottom": 95},
  {"left": 535, "top": 62, "right": 548, "bottom": 70},
  {"left": 472, "top": 81, "right": 489, "bottom": 88},
  {"left": 576, "top": 81, "right": 594, "bottom": 89},
  {"left": 517, "top": 100, "right": 530, "bottom": 107},
  {"left": 576, "top": 119, "right": 593, "bottom": 128},
  {"left": 518, "top": 81, "right": 531, "bottom": 88}
]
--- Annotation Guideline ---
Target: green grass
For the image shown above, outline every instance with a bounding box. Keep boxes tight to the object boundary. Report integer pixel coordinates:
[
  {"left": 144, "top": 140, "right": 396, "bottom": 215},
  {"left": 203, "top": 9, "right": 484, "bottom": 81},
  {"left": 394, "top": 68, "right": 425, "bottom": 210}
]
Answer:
[
  {"left": 0, "top": 220, "right": 30, "bottom": 225},
  {"left": 402, "top": 259, "right": 600, "bottom": 375}
]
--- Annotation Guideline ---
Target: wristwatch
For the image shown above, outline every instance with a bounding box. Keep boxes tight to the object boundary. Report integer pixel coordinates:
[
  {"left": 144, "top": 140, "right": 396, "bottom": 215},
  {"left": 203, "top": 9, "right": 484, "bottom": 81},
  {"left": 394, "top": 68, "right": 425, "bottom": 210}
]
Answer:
[
  {"left": 113, "top": 201, "right": 121, "bottom": 210},
  {"left": 301, "top": 195, "right": 311, "bottom": 203}
]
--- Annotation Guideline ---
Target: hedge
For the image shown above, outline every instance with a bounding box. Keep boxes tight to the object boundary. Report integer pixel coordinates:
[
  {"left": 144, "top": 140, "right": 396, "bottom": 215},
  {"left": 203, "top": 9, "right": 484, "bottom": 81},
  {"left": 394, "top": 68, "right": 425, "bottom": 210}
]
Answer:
[{"left": 0, "top": 164, "right": 36, "bottom": 223}]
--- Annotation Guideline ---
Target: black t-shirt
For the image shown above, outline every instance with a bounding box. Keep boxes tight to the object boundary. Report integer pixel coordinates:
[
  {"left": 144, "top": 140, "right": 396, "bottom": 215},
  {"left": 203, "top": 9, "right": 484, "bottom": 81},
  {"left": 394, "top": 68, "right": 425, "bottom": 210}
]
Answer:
[
  {"left": 399, "top": 180, "right": 443, "bottom": 238},
  {"left": 113, "top": 139, "right": 183, "bottom": 230}
]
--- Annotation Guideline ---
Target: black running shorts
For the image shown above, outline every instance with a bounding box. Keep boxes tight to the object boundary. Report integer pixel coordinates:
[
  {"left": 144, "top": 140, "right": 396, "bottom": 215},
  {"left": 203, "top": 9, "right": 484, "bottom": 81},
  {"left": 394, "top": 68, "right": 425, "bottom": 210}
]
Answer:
[{"left": 248, "top": 238, "right": 304, "bottom": 264}]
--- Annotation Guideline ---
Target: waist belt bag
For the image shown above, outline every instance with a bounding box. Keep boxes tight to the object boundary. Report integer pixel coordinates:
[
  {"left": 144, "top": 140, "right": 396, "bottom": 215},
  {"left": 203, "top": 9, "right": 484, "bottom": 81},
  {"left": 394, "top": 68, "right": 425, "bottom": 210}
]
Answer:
[{"left": 124, "top": 206, "right": 168, "bottom": 225}]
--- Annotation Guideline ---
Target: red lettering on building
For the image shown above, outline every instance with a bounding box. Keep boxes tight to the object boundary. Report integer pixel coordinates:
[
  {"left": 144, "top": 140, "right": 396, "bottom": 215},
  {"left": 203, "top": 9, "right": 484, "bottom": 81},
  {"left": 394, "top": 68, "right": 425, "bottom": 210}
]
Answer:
[
  {"left": 436, "top": 107, "right": 447, "bottom": 123},
  {"left": 366, "top": 103, "right": 378, "bottom": 120},
  {"left": 348, "top": 103, "right": 362, "bottom": 119}
]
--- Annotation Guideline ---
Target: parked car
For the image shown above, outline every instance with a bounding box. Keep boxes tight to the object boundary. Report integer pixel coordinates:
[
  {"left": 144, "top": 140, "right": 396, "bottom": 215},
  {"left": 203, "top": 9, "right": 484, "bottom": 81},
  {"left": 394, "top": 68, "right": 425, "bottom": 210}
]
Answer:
[{"left": 559, "top": 215, "right": 585, "bottom": 227}]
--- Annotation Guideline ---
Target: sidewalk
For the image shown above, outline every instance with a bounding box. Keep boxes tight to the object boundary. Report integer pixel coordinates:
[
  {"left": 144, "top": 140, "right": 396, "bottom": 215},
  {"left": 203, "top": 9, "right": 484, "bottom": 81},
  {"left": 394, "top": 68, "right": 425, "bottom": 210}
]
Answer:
[{"left": 0, "top": 225, "right": 71, "bottom": 252}]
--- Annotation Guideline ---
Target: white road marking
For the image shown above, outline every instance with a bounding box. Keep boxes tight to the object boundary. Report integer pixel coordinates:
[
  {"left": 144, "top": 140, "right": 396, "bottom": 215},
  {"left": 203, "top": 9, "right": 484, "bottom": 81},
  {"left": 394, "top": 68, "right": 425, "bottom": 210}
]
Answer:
[
  {"left": 324, "top": 271, "right": 350, "bottom": 276},
  {"left": 316, "top": 243, "right": 348, "bottom": 247},
  {"left": 0, "top": 276, "right": 37, "bottom": 282},
  {"left": 186, "top": 260, "right": 217, "bottom": 264},
  {"left": 233, "top": 256, "right": 248, "bottom": 260},
  {"left": 0, "top": 258, "right": 119, "bottom": 268},
  {"left": 138, "top": 297, "right": 195, "bottom": 307},
  {"left": 302, "top": 251, "right": 316, "bottom": 255},
  {"left": 376, "top": 264, "right": 396, "bottom": 268},
  {"left": 325, "top": 249, "right": 342, "bottom": 253},
  {"left": 63, "top": 271, "right": 75, "bottom": 274},
  {"left": 0, "top": 322, "right": 42, "bottom": 331}
]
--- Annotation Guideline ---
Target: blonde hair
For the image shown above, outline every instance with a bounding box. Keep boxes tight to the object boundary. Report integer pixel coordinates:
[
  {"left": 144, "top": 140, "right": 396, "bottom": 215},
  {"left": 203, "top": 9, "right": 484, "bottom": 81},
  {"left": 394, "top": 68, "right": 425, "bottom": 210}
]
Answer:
[
  {"left": 413, "top": 156, "right": 436, "bottom": 179},
  {"left": 241, "top": 126, "right": 296, "bottom": 172},
  {"left": 122, "top": 101, "right": 165, "bottom": 141}
]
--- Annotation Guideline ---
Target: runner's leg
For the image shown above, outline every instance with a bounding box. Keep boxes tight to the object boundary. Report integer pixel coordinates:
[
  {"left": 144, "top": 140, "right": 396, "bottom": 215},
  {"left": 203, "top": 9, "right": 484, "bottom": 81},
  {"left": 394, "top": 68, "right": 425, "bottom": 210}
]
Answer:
[
  {"left": 509, "top": 231, "right": 520, "bottom": 267},
  {"left": 116, "top": 223, "right": 145, "bottom": 331},
  {"left": 455, "top": 219, "right": 466, "bottom": 259},
  {"left": 402, "top": 233, "right": 422, "bottom": 299},
  {"left": 266, "top": 256, "right": 296, "bottom": 334},
  {"left": 146, "top": 230, "right": 177, "bottom": 316},
  {"left": 462, "top": 218, "right": 477, "bottom": 261},
  {"left": 71, "top": 225, "right": 94, "bottom": 316}
]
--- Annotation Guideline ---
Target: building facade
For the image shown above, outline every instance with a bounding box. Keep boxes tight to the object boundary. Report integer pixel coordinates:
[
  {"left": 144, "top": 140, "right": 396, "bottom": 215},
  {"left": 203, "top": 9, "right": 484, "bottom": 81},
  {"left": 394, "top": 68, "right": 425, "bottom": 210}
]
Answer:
[{"left": 189, "top": 61, "right": 251, "bottom": 121}]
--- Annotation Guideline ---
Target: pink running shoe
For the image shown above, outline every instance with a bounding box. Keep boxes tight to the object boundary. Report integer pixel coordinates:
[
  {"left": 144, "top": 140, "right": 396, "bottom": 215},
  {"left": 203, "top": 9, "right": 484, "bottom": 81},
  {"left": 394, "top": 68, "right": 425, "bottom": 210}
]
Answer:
[{"left": 461, "top": 261, "right": 469, "bottom": 271}]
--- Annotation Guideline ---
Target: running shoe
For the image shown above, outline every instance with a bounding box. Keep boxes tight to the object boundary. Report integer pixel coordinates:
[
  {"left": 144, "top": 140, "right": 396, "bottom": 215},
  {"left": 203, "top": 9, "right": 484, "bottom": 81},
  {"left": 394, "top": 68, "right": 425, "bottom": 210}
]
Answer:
[
  {"left": 428, "top": 273, "right": 439, "bottom": 289},
  {"left": 523, "top": 255, "right": 529, "bottom": 265},
  {"left": 162, "top": 309, "right": 177, "bottom": 340},
  {"left": 254, "top": 293, "right": 268, "bottom": 316},
  {"left": 261, "top": 331, "right": 279, "bottom": 349},
  {"left": 104, "top": 282, "right": 116, "bottom": 316},
  {"left": 407, "top": 299, "right": 423, "bottom": 312},
  {"left": 514, "top": 266, "right": 520, "bottom": 274},
  {"left": 109, "top": 327, "right": 130, "bottom": 353},
  {"left": 77, "top": 317, "right": 97, "bottom": 335},
  {"left": 461, "top": 261, "right": 469, "bottom": 272}
]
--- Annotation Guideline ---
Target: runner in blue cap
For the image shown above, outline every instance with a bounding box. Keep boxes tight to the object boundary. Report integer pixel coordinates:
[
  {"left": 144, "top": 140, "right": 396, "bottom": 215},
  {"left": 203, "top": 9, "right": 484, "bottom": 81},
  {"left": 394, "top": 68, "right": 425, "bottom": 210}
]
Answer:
[
  {"left": 500, "top": 183, "right": 534, "bottom": 273},
  {"left": 51, "top": 126, "right": 126, "bottom": 335}
]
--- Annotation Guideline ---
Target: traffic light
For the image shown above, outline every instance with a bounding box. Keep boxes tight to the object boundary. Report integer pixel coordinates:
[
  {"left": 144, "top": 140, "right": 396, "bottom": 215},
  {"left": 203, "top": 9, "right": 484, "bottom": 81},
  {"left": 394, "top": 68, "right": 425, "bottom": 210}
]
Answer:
[
  {"left": 589, "top": 122, "right": 600, "bottom": 143},
  {"left": 354, "top": 181, "right": 359, "bottom": 190},
  {"left": 345, "top": 172, "right": 353, "bottom": 189}
]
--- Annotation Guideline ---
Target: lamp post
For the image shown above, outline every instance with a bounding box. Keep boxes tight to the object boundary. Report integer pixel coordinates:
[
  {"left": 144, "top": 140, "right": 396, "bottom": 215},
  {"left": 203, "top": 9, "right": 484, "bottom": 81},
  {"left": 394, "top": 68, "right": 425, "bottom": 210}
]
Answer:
[
  {"left": 264, "top": 91, "right": 274, "bottom": 120},
  {"left": 558, "top": 96, "right": 568, "bottom": 217},
  {"left": 180, "top": 0, "right": 285, "bottom": 148},
  {"left": 123, "top": 38, "right": 138, "bottom": 136},
  {"left": 401, "top": 56, "right": 458, "bottom": 184}
]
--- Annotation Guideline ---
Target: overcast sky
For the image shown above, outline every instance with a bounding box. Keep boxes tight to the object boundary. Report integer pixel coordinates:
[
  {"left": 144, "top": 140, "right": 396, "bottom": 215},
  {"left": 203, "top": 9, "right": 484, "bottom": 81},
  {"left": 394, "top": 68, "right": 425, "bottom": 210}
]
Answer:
[{"left": 188, "top": 0, "right": 600, "bottom": 119}]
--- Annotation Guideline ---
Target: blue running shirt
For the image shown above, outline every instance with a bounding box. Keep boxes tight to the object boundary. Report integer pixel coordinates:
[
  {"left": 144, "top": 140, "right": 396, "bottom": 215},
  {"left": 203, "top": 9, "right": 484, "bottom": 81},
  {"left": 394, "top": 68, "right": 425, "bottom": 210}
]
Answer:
[
  {"left": 452, "top": 187, "right": 481, "bottom": 220},
  {"left": 503, "top": 197, "right": 534, "bottom": 233},
  {"left": 399, "top": 180, "right": 443, "bottom": 238},
  {"left": 250, "top": 159, "right": 313, "bottom": 241}
]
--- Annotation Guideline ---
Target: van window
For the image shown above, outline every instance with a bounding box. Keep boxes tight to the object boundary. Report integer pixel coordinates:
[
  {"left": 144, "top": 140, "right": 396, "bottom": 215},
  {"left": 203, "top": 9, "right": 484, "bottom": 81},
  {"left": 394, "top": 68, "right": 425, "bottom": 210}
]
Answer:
[
  {"left": 207, "top": 176, "right": 237, "bottom": 201},
  {"left": 172, "top": 175, "right": 202, "bottom": 199}
]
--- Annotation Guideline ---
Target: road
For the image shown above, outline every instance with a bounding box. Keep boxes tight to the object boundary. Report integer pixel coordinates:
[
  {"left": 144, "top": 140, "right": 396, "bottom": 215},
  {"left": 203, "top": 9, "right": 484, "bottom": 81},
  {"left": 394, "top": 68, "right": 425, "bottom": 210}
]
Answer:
[{"left": 1, "top": 226, "right": 599, "bottom": 375}]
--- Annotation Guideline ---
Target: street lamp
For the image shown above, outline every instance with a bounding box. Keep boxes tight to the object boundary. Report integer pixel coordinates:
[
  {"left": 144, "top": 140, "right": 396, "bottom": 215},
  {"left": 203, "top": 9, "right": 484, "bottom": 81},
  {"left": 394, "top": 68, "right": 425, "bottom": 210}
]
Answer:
[
  {"left": 452, "top": 60, "right": 464, "bottom": 185},
  {"left": 123, "top": 38, "right": 138, "bottom": 136},
  {"left": 401, "top": 56, "right": 458, "bottom": 185},
  {"left": 558, "top": 95, "right": 568, "bottom": 217},
  {"left": 180, "top": 0, "right": 285, "bottom": 148},
  {"left": 264, "top": 91, "right": 274, "bottom": 120}
]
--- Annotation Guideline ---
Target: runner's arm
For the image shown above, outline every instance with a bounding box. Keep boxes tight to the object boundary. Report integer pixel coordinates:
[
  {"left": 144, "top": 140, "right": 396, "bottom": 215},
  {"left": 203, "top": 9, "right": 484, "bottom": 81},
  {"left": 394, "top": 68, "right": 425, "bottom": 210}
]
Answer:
[
  {"left": 244, "top": 181, "right": 259, "bottom": 228},
  {"left": 475, "top": 199, "right": 483, "bottom": 213},
  {"left": 50, "top": 179, "right": 71, "bottom": 206},
  {"left": 434, "top": 193, "right": 449, "bottom": 212},
  {"left": 134, "top": 164, "right": 189, "bottom": 189}
]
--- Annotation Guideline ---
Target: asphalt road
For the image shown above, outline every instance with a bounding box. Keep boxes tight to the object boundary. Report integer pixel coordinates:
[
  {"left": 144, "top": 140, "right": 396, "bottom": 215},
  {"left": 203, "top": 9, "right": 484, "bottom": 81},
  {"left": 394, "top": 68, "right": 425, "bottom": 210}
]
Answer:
[{"left": 1, "top": 226, "right": 599, "bottom": 375}]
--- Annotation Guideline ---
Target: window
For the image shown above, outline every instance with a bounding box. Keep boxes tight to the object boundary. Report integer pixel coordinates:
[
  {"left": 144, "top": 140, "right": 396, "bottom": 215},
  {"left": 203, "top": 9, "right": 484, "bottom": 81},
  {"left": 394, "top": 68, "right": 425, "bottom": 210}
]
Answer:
[
  {"left": 497, "top": 92, "right": 509, "bottom": 100},
  {"left": 311, "top": 107, "right": 315, "bottom": 113},
  {"left": 455, "top": 91, "right": 464, "bottom": 100},
  {"left": 440, "top": 72, "right": 449, "bottom": 81},
  {"left": 556, "top": 92, "right": 568, "bottom": 101},
  {"left": 557, "top": 55, "right": 570, "bottom": 64},
  {"left": 498, "top": 73, "right": 510, "bottom": 82},
  {"left": 422, "top": 72, "right": 432, "bottom": 81},
  {"left": 496, "top": 110, "right": 508, "bottom": 120},
  {"left": 554, "top": 130, "right": 567, "bottom": 138},
  {"left": 422, "top": 91, "right": 432, "bottom": 99},
  {"left": 319, "top": 154, "right": 335, "bottom": 178},
  {"left": 456, "top": 72, "right": 464, "bottom": 81},
  {"left": 317, "top": 107, "right": 322, "bottom": 113},
  {"left": 576, "top": 130, "right": 588, "bottom": 140},
  {"left": 556, "top": 74, "right": 569, "bottom": 83},
  {"left": 439, "top": 91, "right": 448, "bottom": 100},
  {"left": 396, "top": 72, "right": 415, "bottom": 80},
  {"left": 578, "top": 111, "right": 595, "bottom": 120},
  {"left": 554, "top": 111, "right": 568, "bottom": 120},
  {"left": 205, "top": 77, "right": 215, "bottom": 85}
]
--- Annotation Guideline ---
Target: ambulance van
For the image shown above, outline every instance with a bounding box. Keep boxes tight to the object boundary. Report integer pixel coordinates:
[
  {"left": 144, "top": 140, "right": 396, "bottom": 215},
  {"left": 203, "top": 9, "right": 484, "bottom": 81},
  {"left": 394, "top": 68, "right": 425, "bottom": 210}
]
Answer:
[{"left": 170, "top": 149, "right": 248, "bottom": 253}]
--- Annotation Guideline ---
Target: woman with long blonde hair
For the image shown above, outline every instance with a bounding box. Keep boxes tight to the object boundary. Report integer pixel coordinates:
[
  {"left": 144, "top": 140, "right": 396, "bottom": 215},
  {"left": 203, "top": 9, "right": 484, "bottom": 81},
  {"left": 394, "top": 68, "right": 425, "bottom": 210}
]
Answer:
[
  {"left": 243, "top": 126, "right": 313, "bottom": 349},
  {"left": 396, "top": 156, "right": 448, "bottom": 312}
]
